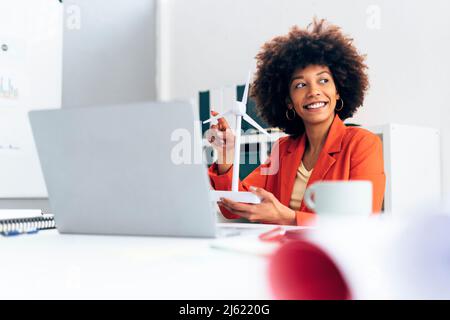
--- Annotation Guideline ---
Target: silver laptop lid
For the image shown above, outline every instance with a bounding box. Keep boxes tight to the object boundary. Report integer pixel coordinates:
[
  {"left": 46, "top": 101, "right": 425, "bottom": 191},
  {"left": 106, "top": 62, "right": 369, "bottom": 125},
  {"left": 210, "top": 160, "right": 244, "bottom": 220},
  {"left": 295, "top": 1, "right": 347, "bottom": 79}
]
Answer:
[{"left": 29, "top": 102, "right": 216, "bottom": 237}]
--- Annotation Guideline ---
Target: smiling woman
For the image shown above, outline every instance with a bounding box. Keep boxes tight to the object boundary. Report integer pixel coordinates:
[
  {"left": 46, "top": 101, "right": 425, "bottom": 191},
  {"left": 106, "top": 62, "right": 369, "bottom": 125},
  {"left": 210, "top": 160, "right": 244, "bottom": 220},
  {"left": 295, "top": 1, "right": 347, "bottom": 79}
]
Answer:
[
  {"left": 252, "top": 19, "right": 369, "bottom": 137},
  {"left": 207, "top": 18, "right": 385, "bottom": 226}
]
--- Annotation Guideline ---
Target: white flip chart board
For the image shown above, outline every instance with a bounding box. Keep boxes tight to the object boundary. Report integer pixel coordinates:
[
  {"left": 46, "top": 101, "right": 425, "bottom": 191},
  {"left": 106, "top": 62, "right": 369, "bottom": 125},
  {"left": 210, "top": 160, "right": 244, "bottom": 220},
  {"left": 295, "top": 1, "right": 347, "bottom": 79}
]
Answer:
[{"left": 0, "top": 0, "right": 62, "bottom": 198}]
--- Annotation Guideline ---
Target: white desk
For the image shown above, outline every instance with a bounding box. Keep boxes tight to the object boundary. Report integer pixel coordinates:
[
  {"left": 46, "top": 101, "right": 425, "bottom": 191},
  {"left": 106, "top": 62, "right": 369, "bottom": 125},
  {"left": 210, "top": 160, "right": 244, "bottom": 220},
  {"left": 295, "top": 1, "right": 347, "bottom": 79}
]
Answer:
[{"left": 0, "top": 223, "right": 284, "bottom": 300}]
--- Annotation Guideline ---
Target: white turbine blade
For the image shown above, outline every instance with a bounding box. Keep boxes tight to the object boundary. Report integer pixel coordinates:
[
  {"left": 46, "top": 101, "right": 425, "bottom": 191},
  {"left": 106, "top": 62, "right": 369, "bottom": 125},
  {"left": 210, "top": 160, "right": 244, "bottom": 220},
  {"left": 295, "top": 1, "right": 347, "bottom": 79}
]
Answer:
[
  {"left": 243, "top": 114, "right": 270, "bottom": 136},
  {"left": 202, "top": 111, "right": 232, "bottom": 124},
  {"left": 241, "top": 71, "right": 251, "bottom": 106}
]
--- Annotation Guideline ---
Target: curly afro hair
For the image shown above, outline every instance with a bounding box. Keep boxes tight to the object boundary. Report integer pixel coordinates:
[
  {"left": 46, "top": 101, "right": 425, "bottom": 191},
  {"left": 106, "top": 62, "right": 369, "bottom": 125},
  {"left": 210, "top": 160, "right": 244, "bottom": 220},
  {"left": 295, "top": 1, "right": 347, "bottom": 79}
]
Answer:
[{"left": 251, "top": 19, "right": 369, "bottom": 136}]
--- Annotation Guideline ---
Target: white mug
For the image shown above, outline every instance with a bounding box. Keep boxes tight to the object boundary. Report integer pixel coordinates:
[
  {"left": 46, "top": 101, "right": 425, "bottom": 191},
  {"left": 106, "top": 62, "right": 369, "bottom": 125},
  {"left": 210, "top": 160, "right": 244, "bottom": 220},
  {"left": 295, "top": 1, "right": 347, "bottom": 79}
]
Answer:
[{"left": 303, "top": 181, "right": 373, "bottom": 217}]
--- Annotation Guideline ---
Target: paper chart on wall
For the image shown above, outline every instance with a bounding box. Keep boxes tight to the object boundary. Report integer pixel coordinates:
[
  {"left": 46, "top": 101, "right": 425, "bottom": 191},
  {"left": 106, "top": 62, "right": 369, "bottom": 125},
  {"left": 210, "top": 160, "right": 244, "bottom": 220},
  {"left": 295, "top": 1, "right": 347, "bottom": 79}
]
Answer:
[{"left": 0, "top": 0, "right": 62, "bottom": 198}]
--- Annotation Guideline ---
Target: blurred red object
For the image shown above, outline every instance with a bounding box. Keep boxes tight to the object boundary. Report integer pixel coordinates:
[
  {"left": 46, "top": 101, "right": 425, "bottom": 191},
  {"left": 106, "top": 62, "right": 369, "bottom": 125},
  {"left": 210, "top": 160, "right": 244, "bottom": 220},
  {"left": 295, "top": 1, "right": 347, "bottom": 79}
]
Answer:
[{"left": 269, "top": 240, "right": 352, "bottom": 300}]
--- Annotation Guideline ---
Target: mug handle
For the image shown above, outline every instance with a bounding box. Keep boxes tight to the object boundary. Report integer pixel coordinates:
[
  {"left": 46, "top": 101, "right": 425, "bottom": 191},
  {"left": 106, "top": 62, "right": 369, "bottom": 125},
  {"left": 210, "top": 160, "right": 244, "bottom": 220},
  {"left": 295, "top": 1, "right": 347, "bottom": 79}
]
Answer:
[{"left": 303, "top": 184, "right": 317, "bottom": 211}]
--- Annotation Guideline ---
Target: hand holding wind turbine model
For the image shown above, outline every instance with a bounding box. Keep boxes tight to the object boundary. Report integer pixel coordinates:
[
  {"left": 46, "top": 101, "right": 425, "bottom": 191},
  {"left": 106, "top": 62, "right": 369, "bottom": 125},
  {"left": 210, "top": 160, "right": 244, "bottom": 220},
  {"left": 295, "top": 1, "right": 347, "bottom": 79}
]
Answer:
[{"left": 203, "top": 72, "right": 271, "bottom": 204}]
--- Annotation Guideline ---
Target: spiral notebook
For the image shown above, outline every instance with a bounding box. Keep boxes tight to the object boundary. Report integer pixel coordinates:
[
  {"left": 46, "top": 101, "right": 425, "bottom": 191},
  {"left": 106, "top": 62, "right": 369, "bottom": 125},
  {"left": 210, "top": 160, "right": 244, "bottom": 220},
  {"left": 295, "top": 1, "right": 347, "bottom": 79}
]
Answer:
[{"left": 0, "top": 210, "right": 55, "bottom": 235}]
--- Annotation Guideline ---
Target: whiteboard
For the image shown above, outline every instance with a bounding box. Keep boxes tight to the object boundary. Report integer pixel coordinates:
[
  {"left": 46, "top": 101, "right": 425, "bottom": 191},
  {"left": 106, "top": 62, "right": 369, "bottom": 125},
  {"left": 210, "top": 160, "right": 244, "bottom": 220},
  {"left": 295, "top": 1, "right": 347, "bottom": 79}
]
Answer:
[{"left": 0, "top": 0, "right": 62, "bottom": 198}]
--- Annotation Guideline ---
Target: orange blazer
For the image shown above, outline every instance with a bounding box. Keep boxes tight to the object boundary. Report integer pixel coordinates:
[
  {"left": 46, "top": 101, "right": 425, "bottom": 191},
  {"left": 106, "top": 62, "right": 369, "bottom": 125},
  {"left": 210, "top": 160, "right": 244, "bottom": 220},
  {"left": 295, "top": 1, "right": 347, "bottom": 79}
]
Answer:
[{"left": 208, "top": 114, "right": 386, "bottom": 226}]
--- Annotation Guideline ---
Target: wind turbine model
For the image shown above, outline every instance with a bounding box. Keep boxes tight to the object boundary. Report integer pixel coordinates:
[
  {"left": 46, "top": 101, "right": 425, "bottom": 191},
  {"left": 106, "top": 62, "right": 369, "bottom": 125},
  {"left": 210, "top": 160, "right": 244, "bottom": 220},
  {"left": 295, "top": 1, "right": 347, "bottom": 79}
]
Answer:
[{"left": 203, "top": 72, "right": 270, "bottom": 204}]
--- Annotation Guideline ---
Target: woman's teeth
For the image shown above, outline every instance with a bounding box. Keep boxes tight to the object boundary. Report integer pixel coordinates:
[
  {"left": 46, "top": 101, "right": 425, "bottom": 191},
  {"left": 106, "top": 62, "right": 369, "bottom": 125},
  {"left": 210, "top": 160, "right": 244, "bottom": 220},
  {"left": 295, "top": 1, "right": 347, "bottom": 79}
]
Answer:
[{"left": 305, "top": 102, "right": 327, "bottom": 109}]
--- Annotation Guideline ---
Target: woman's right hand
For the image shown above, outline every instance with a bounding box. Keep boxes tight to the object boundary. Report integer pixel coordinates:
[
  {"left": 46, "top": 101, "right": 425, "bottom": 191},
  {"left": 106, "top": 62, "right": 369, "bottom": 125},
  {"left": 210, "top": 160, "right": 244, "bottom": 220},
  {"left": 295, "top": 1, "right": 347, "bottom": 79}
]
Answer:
[{"left": 205, "top": 110, "right": 235, "bottom": 174}]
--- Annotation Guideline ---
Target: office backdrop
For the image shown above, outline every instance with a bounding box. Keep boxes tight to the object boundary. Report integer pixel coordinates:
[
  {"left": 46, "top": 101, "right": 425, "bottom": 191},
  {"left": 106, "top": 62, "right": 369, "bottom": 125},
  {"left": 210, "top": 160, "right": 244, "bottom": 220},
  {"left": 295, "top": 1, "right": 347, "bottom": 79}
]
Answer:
[{"left": 156, "top": 0, "right": 450, "bottom": 198}]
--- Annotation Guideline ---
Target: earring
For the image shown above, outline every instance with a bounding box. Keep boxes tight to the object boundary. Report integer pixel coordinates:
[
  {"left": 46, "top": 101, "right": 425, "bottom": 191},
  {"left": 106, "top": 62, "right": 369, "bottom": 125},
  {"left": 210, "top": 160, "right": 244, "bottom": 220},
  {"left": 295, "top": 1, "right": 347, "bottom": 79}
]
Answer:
[
  {"left": 335, "top": 99, "right": 344, "bottom": 112},
  {"left": 286, "top": 108, "right": 296, "bottom": 120}
]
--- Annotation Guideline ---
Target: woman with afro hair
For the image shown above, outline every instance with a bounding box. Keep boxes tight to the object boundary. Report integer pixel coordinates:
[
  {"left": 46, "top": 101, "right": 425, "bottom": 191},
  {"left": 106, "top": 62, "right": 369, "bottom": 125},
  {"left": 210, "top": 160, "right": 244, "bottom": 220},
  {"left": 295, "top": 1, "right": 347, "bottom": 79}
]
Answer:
[{"left": 207, "top": 19, "right": 385, "bottom": 226}]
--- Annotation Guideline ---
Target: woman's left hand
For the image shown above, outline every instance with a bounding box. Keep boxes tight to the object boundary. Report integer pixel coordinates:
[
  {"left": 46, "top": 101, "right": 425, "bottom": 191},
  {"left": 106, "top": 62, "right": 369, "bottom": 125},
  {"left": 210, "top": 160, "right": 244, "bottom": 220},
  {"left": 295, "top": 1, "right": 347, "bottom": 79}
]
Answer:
[{"left": 218, "top": 187, "right": 296, "bottom": 225}]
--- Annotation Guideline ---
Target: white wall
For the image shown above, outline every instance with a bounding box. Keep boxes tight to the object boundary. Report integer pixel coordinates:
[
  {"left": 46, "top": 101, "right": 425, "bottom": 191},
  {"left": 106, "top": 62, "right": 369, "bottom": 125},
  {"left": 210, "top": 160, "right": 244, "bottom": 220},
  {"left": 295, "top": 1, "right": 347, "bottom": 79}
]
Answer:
[
  {"left": 158, "top": 0, "right": 450, "bottom": 197},
  {"left": 0, "top": 0, "right": 62, "bottom": 109},
  {"left": 0, "top": 0, "right": 62, "bottom": 202},
  {"left": 63, "top": 0, "right": 158, "bottom": 108}
]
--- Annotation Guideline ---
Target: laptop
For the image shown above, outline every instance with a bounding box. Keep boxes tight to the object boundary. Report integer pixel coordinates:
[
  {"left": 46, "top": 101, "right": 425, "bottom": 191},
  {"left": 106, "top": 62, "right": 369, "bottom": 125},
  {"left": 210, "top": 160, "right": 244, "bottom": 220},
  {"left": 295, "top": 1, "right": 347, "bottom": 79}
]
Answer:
[{"left": 29, "top": 101, "right": 229, "bottom": 238}]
